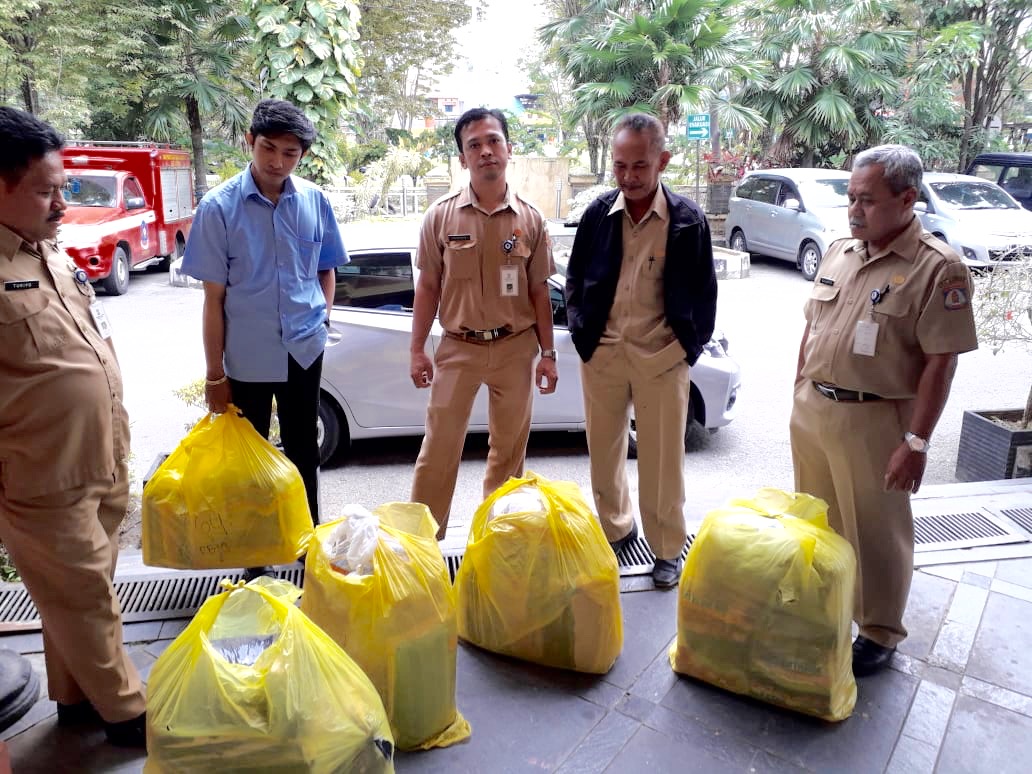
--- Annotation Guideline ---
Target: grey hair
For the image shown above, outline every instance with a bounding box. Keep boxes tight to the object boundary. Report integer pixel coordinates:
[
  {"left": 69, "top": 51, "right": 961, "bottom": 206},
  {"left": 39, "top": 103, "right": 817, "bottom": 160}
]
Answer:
[
  {"left": 853, "top": 144, "right": 923, "bottom": 194},
  {"left": 612, "top": 113, "right": 666, "bottom": 154}
]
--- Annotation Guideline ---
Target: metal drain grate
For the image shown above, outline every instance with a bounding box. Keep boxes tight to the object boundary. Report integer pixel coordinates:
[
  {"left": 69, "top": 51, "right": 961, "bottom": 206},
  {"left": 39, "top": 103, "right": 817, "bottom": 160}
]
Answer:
[
  {"left": 913, "top": 510, "right": 1022, "bottom": 552},
  {"left": 1001, "top": 507, "right": 1032, "bottom": 536},
  {"left": 0, "top": 566, "right": 306, "bottom": 634},
  {"left": 614, "top": 535, "right": 695, "bottom": 576}
]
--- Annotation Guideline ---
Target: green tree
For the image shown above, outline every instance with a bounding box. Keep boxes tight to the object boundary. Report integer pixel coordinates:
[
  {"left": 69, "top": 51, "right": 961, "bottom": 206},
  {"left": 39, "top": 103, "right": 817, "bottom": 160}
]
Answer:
[
  {"left": 248, "top": 0, "right": 362, "bottom": 185},
  {"left": 142, "top": 0, "right": 255, "bottom": 199},
  {"left": 741, "top": 0, "right": 910, "bottom": 166}
]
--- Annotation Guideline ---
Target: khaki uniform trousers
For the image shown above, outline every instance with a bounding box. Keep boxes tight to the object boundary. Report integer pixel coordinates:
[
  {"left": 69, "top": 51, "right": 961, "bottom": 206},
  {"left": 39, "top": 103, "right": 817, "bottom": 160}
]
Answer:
[
  {"left": 412, "top": 327, "right": 539, "bottom": 538},
  {"left": 581, "top": 344, "right": 690, "bottom": 561},
  {"left": 0, "top": 461, "right": 146, "bottom": 723},
  {"left": 789, "top": 381, "right": 914, "bottom": 648}
]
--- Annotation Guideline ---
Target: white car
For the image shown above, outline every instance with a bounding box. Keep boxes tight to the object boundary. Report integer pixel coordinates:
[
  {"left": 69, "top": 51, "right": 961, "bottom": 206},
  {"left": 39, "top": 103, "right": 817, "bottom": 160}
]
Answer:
[
  {"left": 316, "top": 237, "right": 742, "bottom": 464},
  {"left": 917, "top": 172, "right": 1032, "bottom": 269}
]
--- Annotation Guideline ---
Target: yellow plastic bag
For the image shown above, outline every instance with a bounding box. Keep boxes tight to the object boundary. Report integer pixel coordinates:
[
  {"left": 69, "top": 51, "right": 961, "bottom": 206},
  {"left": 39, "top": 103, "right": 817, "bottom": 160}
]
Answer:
[
  {"left": 668, "top": 488, "right": 857, "bottom": 721},
  {"left": 145, "top": 577, "right": 395, "bottom": 773},
  {"left": 455, "top": 472, "right": 622, "bottom": 674},
  {"left": 142, "top": 408, "right": 313, "bottom": 569},
  {"left": 300, "top": 502, "right": 471, "bottom": 751}
]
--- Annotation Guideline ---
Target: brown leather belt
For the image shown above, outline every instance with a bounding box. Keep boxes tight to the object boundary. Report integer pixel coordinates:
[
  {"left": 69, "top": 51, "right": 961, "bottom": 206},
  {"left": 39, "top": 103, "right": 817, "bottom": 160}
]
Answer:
[
  {"left": 813, "top": 382, "right": 884, "bottom": 402},
  {"left": 450, "top": 327, "right": 512, "bottom": 343}
]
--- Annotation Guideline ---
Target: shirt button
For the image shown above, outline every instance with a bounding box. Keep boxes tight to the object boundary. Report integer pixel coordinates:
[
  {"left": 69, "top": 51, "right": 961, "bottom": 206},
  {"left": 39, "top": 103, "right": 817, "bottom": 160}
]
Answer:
[
  {"left": 846, "top": 297, "right": 854, "bottom": 304},
  {"left": 832, "top": 329, "right": 839, "bottom": 335}
]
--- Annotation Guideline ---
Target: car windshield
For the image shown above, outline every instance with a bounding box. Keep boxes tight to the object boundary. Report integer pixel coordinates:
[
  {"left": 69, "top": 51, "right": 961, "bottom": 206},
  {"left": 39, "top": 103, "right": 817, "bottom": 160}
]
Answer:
[
  {"left": 798, "top": 179, "right": 850, "bottom": 208},
  {"left": 930, "top": 182, "right": 1018, "bottom": 210},
  {"left": 63, "top": 175, "right": 117, "bottom": 207}
]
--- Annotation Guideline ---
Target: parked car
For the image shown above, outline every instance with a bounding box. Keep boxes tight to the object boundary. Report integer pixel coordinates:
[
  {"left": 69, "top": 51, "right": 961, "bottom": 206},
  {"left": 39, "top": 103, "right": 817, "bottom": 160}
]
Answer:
[
  {"left": 316, "top": 236, "right": 742, "bottom": 464},
  {"left": 916, "top": 172, "right": 1032, "bottom": 269},
  {"left": 725, "top": 168, "right": 852, "bottom": 280},
  {"left": 965, "top": 152, "right": 1032, "bottom": 211}
]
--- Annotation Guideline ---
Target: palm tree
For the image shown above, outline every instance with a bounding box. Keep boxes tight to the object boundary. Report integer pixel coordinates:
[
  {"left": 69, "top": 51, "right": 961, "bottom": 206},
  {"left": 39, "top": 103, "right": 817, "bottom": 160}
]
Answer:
[
  {"left": 741, "top": 0, "right": 910, "bottom": 166},
  {"left": 141, "top": 0, "right": 255, "bottom": 199}
]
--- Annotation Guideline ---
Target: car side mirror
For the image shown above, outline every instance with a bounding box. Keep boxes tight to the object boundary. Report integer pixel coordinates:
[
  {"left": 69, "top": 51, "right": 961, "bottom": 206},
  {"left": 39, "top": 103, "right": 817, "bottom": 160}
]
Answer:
[
  {"left": 783, "top": 198, "right": 802, "bottom": 211},
  {"left": 913, "top": 201, "right": 928, "bottom": 213},
  {"left": 125, "top": 196, "right": 146, "bottom": 210}
]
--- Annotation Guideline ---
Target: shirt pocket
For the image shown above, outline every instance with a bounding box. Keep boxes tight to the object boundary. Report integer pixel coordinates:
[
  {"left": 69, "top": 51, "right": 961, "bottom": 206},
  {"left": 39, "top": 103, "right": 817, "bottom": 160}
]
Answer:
[
  {"left": 635, "top": 253, "right": 666, "bottom": 306},
  {"left": 0, "top": 291, "right": 50, "bottom": 362},
  {"left": 807, "top": 284, "right": 840, "bottom": 332},
  {"left": 443, "top": 240, "right": 478, "bottom": 280},
  {"left": 298, "top": 238, "right": 321, "bottom": 279}
]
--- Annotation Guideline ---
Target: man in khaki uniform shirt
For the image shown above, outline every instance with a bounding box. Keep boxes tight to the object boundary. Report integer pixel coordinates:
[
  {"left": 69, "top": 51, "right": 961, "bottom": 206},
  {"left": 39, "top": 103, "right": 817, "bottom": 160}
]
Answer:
[
  {"left": 409, "top": 108, "right": 558, "bottom": 539},
  {"left": 790, "top": 144, "right": 977, "bottom": 676},
  {"left": 0, "top": 108, "right": 146, "bottom": 746},
  {"left": 565, "top": 114, "right": 718, "bottom": 588}
]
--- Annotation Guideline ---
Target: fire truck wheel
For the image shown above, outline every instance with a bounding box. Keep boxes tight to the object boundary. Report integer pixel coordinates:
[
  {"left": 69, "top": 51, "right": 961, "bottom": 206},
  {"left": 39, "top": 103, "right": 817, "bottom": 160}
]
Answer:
[{"left": 102, "top": 246, "right": 131, "bottom": 295}]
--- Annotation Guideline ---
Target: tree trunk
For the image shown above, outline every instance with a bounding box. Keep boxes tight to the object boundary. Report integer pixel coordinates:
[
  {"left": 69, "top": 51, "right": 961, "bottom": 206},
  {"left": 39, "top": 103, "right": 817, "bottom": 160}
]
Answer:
[
  {"left": 185, "top": 96, "right": 207, "bottom": 202},
  {"left": 20, "top": 74, "right": 38, "bottom": 115}
]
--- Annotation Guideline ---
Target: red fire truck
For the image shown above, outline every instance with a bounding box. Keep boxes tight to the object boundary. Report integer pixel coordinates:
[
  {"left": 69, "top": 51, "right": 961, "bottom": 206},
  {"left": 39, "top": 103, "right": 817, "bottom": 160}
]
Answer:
[{"left": 60, "top": 142, "right": 195, "bottom": 295}]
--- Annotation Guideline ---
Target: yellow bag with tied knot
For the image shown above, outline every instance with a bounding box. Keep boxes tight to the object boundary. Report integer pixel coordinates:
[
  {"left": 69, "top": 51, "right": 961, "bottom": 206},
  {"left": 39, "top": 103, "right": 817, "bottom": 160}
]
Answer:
[
  {"left": 300, "top": 502, "right": 470, "bottom": 751},
  {"left": 455, "top": 472, "right": 622, "bottom": 674},
  {"left": 668, "top": 488, "right": 857, "bottom": 721},
  {"left": 142, "top": 408, "right": 313, "bottom": 569}
]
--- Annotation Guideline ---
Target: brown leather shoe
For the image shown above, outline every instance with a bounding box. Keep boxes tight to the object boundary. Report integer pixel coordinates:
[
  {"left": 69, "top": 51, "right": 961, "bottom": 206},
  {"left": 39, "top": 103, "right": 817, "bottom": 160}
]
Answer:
[
  {"left": 652, "top": 557, "right": 683, "bottom": 589},
  {"left": 105, "top": 711, "right": 147, "bottom": 748},
  {"left": 56, "top": 700, "right": 102, "bottom": 726},
  {"left": 608, "top": 523, "right": 639, "bottom": 557},
  {"left": 852, "top": 636, "right": 896, "bottom": 677}
]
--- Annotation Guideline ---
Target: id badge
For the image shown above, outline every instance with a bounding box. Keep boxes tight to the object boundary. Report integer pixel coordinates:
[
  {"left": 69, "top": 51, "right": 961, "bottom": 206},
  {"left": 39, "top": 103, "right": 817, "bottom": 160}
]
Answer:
[
  {"left": 500, "top": 265, "right": 519, "bottom": 297},
  {"left": 89, "top": 299, "right": 113, "bottom": 339},
  {"left": 853, "top": 319, "right": 878, "bottom": 356}
]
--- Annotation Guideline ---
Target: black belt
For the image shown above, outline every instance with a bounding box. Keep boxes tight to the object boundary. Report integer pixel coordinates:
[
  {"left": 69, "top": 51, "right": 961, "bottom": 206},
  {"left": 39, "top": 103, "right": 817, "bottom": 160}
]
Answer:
[
  {"left": 456, "top": 327, "right": 512, "bottom": 342},
  {"left": 813, "top": 382, "right": 884, "bottom": 402}
]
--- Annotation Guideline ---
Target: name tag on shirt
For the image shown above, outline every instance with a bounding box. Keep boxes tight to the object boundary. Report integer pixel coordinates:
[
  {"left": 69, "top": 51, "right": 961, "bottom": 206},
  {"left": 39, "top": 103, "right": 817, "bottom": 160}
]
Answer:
[
  {"left": 4, "top": 280, "right": 40, "bottom": 291},
  {"left": 89, "top": 299, "right": 113, "bottom": 339},
  {"left": 853, "top": 319, "right": 878, "bottom": 357},
  {"left": 500, "top": 265, "right": 519, "bottom": 297},
  {"left": 448, "top": 234, "right": 472, "bottom": 242}
]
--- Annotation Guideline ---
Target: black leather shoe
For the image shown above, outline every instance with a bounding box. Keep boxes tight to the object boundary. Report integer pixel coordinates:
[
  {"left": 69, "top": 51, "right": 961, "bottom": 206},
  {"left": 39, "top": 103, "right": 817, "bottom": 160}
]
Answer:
[
  {"left": 852, "top": 635, "right": 896, "bottom": 677},
  {"left": 608, "top": 523, "right": 639, "bottom": 557},
  {"left": 56, "top": 700, "right": 102, "bottom": 726},
  {"left": 652, "top": 557, "right": 683, "bottom": 589},
  {"left": 104, "top": 711, "right": 147, "bottom": 748},
  {"left": 242, "top": 566, "right": 275, "bottom": 582}
]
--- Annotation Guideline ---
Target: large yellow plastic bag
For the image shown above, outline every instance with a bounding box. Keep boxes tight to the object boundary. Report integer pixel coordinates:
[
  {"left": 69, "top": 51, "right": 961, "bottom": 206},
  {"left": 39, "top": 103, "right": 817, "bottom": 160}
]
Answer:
[
  {"left": 455, "top": 472, "right": 622, "bottom": 673},
  {"left": 145, "top": 577, "right": 395, "bottom": 773},
  {"left": 668, "top": 488, "right": 857, "bottom": 721},
  {"left": 142, "top": 408, "right": 313, "bottom": 569},
  {"left": 300, "top": 502, "right": 471, "bottom": 751}
]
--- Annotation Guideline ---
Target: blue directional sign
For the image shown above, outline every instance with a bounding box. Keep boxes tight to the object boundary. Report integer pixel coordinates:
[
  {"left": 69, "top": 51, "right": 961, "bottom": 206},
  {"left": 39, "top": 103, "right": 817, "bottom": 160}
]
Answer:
[{"left": 686, "top": 113, "right": 711, "bottom": 141}]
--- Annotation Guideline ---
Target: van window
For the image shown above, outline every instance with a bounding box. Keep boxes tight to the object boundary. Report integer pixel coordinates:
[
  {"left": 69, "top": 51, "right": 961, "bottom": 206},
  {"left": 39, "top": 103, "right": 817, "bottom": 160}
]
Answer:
[
  {"left": 967, "top": 163, "right": 1004, "bottom": 184},
  {"left": 334, "top": 251, "right": 415, "bottom": 310}
]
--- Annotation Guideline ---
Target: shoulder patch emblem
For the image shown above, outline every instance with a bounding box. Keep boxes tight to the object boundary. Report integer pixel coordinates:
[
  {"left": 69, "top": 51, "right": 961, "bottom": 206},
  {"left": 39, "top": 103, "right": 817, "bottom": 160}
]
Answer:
[{"left": 943, "top": 282, "right": 969, "bottom": 311}]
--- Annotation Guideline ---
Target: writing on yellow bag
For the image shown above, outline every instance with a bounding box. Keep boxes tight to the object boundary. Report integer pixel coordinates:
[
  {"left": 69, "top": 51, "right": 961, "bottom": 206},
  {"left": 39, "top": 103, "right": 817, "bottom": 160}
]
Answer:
[
  {"left": 142, "top": 408, "right": 312, "bottom": 569},
  {"left": 668, "top": 488, "right": 857, "bottom": 721},
  {"left": 301, "top": 502, "right": 471, "bottom": 751},
  {"left": 145, "top": 577, "right": 395, "bottom": 773},
  {"left": 456, "top": 472, "right": 622, "bottom": 674}
]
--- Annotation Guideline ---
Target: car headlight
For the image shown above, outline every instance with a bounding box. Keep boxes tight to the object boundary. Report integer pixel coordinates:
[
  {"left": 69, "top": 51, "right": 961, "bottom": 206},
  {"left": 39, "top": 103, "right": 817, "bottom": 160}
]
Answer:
[{"left": 961, "top": 247, "right": 978, "bottom": 262}]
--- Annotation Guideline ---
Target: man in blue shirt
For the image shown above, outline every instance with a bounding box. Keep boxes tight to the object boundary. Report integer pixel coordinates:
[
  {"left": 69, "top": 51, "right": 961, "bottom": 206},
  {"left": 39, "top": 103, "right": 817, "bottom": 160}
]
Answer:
[{"left": 183, "top": 99, "right": 347, "bottom": 577}]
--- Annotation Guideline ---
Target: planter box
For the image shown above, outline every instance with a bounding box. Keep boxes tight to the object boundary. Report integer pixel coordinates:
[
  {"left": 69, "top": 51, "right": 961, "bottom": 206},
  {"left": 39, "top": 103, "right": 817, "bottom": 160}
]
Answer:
[{"left": 955, "top": 409, "right": 1032, "bottom": 482}]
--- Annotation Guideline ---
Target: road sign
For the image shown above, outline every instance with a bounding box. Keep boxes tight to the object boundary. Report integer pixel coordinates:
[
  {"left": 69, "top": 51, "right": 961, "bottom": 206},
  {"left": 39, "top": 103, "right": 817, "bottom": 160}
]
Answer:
[{"left": 686, "top": 113, "right": 710, "bottom": 141}]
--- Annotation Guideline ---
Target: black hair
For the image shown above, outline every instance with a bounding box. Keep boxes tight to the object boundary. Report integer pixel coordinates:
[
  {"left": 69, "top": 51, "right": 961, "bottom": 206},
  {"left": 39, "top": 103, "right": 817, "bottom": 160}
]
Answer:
[
  {"left": 453, "top": 108, "right": 509, "bottom": 153},
  {"left": 249, "top": 99, "right": 316, "bottom": 151},
  {"left": 0, "top": 106, "right": 64, "bottom": 185}
]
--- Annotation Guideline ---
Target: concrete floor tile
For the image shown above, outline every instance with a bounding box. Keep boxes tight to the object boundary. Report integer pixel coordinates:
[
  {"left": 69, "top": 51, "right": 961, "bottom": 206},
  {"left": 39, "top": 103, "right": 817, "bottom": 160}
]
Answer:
[
  {"left": 990, "top": 577, "right": 1032, "bottom": 604},
  {"left": 886, "top": 735, "right": 937, "bottom": 774},
  {"left": 603, "top": 722, "right": 745, "bottom": 774},
  {"left": 641, "top": 704, "right": 761, "bottom": 770},
  {"left": 626, "top": 635, "right": 677, "bottom": 704},
  {"left": 121, "top": 620, "right": 163, "bottom": 644},
  {"left": 614, "top": 693, "right": 656, "bottom": 724},
  {"left": 7, "top": 718, "right": 146, "bottom": 774},
  {"left": 144, "top": 638, "right": 175, "bottom": 661},
  {"left": 900, "top": 571, "right": 957, "bottom": 661},
  {"left": 920, "top": 665, "right": 962, "bottom": 691},
  {"left": 993, "top": 557, "right": 1032, "bottom": 591},
  {"left": 602, "top": 590, "right": 678, "bottom": 691},
  {"left": 965, "top": 592, "right": 1032, "bottom": 697},
  {"left": 898, "top": 680, "right": 956, "bottom": 746},
  {"left": 961, "top": 571, "right": 992, "bottom": 589},
  {"left": 937, "top": 695, "right": 1032, "bottom": 774},
  {"left": 748, "top": 750, "right": 810, "bottom": 773},
  {"left": 0, "top": 632, "right": 43, "bottom": 656},
  {"left": 960, "top": 676, "right": 1032, "bottom": 719},
  {"left": 920, "top": 565, "right": 964, "bottom": 582},
  {"left": 555, "top": 711, "right": 639, "bottom": 774},
  {"left": 928, "top": 584, "right": 989, "bottom": 672},
  {"left": 157, "top": 618, "right": 190, "bottom": 639},
  {"left": 577, "top": 679, "right": 625, "bottom": 710}
]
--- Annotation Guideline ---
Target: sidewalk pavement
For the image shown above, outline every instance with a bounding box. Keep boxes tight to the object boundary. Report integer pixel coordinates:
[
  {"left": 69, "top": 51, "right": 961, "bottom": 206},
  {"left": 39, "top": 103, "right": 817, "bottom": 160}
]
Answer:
[{"left": 2, "top": 480, "right": 1031, "bottom": 774}]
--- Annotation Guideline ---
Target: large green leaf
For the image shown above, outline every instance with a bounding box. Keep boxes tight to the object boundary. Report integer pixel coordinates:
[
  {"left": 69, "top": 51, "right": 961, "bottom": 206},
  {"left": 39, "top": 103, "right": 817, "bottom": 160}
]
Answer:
[{"left": 293, "top": 83, "right": 314, "bottom": 103}]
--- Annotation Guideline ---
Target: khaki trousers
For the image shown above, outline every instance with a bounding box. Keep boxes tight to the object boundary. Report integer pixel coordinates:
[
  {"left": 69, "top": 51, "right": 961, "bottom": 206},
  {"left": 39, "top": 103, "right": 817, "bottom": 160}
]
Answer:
[
  {"left": 789, "top": 381, "right": 913, "bottom": 648},
  {"left": 411, "top": 328, "right": 538, "bottom": 538},
  {"left": 581, "top": 345, "right": 690, "bottom": 561},
  {"left": 0, "top": 461, "right": 146, "bottom": 722}
]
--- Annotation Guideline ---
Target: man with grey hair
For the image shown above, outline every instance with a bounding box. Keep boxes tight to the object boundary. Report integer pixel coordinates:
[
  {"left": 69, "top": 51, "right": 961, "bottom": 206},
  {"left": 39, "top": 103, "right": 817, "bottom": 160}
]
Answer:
[
  {"left": 790, "top": 144, "right": 977, "bottom": 675},
  {"left": 565, "top": 112, "right": 717, "bottom": 588}
]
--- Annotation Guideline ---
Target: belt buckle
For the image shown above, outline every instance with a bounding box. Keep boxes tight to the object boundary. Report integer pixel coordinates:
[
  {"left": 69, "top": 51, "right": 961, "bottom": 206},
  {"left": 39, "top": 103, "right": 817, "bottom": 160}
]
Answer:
[{"left": 483, "top": 329, "right": 495, "bottom": 341}]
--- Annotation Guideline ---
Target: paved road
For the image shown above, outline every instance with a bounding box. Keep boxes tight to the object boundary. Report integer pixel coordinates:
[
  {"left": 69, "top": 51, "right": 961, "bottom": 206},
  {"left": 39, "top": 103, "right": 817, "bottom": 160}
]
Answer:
[{"left": 104, "top": 252, "right": 1031, "bottom": 539}]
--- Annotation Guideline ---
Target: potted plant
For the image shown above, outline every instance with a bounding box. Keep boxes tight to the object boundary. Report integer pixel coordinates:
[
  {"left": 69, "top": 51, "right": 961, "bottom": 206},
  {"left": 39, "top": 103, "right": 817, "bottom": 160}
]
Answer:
[
  {"left": 956, "top": 254, "right": 1032, "bottom": 481},
  {"left": 703, "top": 147, "right": 751, "bottom": 215}
]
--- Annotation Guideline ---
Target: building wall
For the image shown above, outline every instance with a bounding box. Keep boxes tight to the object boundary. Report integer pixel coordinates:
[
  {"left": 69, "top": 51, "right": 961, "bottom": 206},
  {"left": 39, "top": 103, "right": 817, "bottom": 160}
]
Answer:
[{"left": 446, "top": 155, "right": 572, "bottom": 219}]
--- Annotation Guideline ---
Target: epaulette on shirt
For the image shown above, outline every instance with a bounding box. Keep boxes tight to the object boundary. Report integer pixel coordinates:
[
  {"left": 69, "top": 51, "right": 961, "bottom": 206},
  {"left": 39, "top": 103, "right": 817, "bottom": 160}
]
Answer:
[
  {"left": 839, "top": 237, "right": 864, "bottom": 253},
  {"left": 435, "top": 189, "right": 464, "bottom": 206},
  {"left": 919, "top": 231, "right": 958, "bottom": 259}
]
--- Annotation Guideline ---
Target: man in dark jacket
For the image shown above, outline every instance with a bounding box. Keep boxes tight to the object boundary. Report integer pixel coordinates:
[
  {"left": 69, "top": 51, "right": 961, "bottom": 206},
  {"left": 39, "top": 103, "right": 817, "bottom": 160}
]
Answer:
[{"left": 565, "top": 113, "right": 717, "bottom": 587}]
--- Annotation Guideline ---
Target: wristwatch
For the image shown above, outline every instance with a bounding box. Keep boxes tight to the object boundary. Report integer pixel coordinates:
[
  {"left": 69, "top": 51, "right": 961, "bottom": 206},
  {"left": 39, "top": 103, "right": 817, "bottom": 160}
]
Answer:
[
  {"left": 904, "top": 432, "right": 930, "bottom": 453},
  {"left": 540, "top": 349, "right": 557, "bottom": 361}
]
